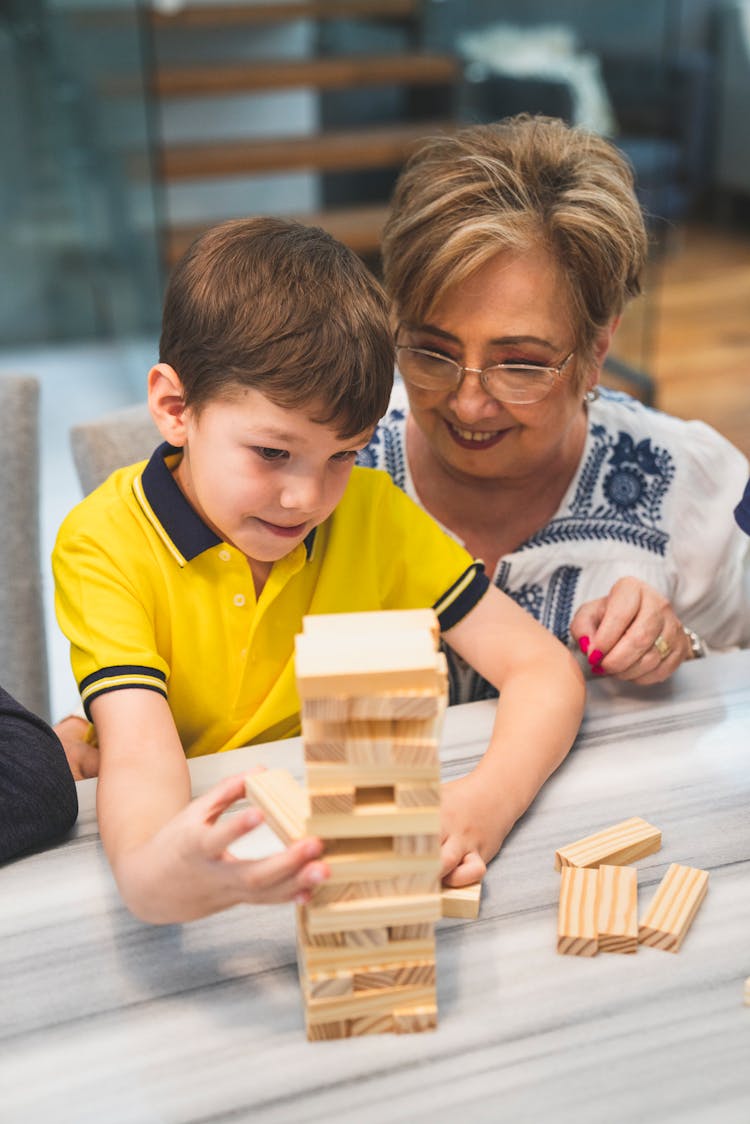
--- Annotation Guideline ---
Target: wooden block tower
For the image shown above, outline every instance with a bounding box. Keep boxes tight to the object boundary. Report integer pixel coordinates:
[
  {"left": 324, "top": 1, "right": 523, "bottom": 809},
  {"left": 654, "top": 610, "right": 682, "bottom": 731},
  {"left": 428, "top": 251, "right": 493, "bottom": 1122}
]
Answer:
[{"left": 293, "top": 609, "right": 447, "bottom": 1040}]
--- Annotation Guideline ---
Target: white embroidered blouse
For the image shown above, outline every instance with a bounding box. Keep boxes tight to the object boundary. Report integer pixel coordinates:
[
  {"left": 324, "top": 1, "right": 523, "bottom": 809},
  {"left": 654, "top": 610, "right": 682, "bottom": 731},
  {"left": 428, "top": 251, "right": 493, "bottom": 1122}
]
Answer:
[{"left": 358, "top": 384, "right": 750, "bottom": 701}]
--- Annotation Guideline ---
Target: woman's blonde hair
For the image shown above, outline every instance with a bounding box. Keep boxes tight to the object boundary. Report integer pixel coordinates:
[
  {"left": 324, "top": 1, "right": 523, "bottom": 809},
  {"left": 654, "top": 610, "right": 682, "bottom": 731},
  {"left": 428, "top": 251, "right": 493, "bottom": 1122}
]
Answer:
[{"left": 382, "top": 115, "right": 648, "bottom": 376}]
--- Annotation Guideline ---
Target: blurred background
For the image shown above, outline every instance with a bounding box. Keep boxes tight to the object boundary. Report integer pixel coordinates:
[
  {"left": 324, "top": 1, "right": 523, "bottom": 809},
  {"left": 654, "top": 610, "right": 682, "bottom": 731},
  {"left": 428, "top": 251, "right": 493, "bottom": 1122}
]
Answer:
[{"left": 1, "top": 0, "right": 749, "bottom": 717}]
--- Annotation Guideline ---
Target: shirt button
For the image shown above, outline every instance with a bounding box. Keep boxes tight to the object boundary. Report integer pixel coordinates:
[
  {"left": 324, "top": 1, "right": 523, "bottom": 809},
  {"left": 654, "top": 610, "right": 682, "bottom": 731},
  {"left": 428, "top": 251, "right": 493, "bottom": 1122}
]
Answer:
[
  {"left": 233, "top": 593, "right": 246, "bottom": 607},
  {"left": 219, "top": 549, "right": 231, "bottom": 562},
  {"left": 240, "top": 648, "right": 247, "bottom": 660}
]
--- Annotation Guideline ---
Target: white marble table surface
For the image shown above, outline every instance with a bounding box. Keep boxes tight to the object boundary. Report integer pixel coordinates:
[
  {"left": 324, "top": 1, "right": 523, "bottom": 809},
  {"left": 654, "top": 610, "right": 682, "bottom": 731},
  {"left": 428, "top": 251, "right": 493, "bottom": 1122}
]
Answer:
[{"left": 2, "top": 651, "right": 749, "bottom": 1123}]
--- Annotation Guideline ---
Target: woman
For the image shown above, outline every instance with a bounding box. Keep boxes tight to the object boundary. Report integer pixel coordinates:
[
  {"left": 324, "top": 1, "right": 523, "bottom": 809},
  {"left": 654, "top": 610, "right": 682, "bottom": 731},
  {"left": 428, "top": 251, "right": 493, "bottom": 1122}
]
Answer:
[{"left": 360, "top": 115, "right": 750, "bottom": 694}]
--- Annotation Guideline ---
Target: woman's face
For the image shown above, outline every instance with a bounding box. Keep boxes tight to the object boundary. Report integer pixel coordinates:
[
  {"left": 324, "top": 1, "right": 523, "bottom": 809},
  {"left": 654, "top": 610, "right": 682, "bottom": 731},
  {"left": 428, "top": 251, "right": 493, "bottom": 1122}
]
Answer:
[{"left": 400, "top": 246, "right": 595, "bottom": 486}]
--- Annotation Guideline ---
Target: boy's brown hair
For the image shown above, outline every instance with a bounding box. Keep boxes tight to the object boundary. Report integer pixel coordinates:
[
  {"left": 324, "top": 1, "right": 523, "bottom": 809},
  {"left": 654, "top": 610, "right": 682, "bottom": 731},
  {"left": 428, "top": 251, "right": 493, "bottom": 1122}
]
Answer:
[{"left": 160, "top": 217, "right": 394, "bottom": 438}]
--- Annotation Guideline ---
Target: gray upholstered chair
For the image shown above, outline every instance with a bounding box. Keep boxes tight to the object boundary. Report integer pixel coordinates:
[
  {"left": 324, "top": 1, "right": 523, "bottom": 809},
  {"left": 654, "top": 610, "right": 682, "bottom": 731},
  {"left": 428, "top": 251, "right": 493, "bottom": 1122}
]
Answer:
[
  {"left": 0, "top": 376, "right": 50, "bottom": 720},
  {"left": 70, "top": 401, "right": 160, "bottom": 496}
]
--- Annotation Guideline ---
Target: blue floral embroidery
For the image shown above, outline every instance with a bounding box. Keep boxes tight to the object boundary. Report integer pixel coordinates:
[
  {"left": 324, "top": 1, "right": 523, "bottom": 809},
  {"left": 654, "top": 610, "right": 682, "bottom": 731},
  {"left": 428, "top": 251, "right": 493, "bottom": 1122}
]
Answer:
[
  {"left": 520, "top": 419, "right": 675, "bottom": 556},
  {"left": 357, "top": 408, "right": 407, "bottom": 490}
]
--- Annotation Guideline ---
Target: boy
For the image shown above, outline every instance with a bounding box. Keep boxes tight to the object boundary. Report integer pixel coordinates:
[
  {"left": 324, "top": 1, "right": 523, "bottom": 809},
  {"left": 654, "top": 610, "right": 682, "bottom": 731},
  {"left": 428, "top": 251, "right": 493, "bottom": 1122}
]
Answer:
[{"left": 54, "top": 218, "right": 584, "bottom": 924}]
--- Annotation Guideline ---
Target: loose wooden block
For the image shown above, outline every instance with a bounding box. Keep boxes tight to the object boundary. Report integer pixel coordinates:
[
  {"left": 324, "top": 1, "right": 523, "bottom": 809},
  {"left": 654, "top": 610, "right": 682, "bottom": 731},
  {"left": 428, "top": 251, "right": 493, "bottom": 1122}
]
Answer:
[
  {"left": 441, "top": 881, "right": 482, "bottom": 920},
  {"left": 303, "top": 609, "right": 440, "bottom": 647},
  {"left": 554, "top": 817, "right": 662, "bottom": 871},
  {"left": 638, "top": 863, "right": 709, "bottom": 952},
  {"left": 557, "top": 866, "right": 599, "bottom": 956},
  {"left": 597, "top": 864, "right": 638, "bottom": 953},
  {"left": 244, "top": 769, "right": 307, "bottom": 844},
  {"left": 295, "top": 631, "right": 446, "bottom": 697}
]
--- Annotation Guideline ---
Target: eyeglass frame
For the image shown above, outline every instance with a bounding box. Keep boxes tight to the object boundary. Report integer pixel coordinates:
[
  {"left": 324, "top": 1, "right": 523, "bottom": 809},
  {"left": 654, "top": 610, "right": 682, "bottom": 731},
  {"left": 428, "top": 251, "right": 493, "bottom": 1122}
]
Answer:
[{"left": 394, "top": 341, "right": 577, "bottom": 405}]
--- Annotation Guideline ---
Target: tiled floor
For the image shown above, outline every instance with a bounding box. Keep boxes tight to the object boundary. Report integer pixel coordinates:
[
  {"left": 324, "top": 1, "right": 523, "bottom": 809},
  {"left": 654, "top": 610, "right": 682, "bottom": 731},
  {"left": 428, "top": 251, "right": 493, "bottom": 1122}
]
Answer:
[{"left": 0, "top": 336, "right": 157, "bottom": 718}]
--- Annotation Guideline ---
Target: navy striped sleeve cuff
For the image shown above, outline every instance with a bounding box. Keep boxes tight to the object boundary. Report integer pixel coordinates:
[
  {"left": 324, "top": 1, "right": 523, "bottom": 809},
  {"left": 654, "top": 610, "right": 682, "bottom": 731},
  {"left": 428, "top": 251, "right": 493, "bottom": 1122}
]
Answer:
[
  {"left": 79, "top": 666, "right": 168, "bottom": 720},
  {"left": 433, "top": 562, "right": 490, "bottom": 632}
]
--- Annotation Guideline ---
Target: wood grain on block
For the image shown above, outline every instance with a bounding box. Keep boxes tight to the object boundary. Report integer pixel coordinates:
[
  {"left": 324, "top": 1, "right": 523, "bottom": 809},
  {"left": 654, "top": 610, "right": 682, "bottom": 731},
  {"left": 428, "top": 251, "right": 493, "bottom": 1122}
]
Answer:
[
  {"left": 389, "top": 923, "right": 433, "bottom": 941},
  {"left": 306, "top": 1019, "right": 349, "bottom": 1041},
  {"left": 597, "top": 864, "right": 638, "bottom": 953},
  {"left": 307, "top": 760, "right": 439, "bottom": 786},
  {"left": 244, "top": 769, "right": 307, "bottom": 844},
  {"left": 308, "top": 786, "right": 355, "bottom": 814},
  {"left": 299, "top": 935, "right": 435, "bottom": 973},
  {"left": 393, "top": 833, "right": 441, "bottom": 856},
  {"left": 395, "top": 782, "right": 441, "bottom": 807},
  {"left": 342, "top": 927, "right": 390, "bottom": 948},
  {"left": 305, "top": 892, "right": 442, "bottom": 935},
  {"left": 312, "top": 873, "right": 439, "bottom": 905},
  {"left": 295, "top": 631, "right": 446, "bottom": 697},
  {"left": 554, "top": 817, "right": 661, "bottom": 871},
  {"left": 306, "top": 802, "right": 440, "bottom": 838},
  {"left": 394, "top": 1003, "right": 438, "bottom": 1033},
  {"left": 557, "top": 866, "right": 599, "bottom": 956},
  {"left": 301, "top": 691, "right": 443, "bottom": 722},
  {"left": 441, "top": 881, "right": 482, "bottom": 920},
  {"left": 349, "top": 1013, "right": 396, "bottom": 1037},
  {"left": 352, "top": 961, "right": 435, "bottom": 991},
  {"left": 638, "top": 863, "right": 709, "bottom": 952},
  {"left": 305, "top": 983, "right": 436, "bottom": 1024},
  {"left": 302, "top": 609, "right": 439, "bottom": 646},
  {"left": 304, "top": 970, "right": 353, "bottom": 999}
]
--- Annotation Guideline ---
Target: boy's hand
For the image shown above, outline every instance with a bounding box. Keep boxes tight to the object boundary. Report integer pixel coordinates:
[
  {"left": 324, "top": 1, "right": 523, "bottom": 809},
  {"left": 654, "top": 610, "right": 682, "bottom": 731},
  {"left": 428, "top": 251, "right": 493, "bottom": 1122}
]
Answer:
[
  {"left": 440, "top": 773, "right": 509, "bottom": 887},
  {"left": 53, "top": 715, "right": 99, "bottom": 780},
  {"left": 114, "top": 774, "right": 329, "bottom": 924}
]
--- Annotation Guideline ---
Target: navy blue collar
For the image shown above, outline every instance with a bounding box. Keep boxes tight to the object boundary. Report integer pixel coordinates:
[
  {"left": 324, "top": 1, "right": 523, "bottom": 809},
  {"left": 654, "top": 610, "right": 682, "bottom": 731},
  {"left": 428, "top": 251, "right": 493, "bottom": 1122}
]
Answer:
[{"left": 140, "top": 441, "right": 317, "bottom": 562}]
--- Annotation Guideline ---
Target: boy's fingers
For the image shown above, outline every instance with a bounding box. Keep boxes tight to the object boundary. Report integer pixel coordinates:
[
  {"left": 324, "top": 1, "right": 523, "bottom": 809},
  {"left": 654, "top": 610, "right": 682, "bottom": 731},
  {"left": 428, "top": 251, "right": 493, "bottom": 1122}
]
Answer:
[
  {"left": 442, "top": 850, "right": 486, "bottom": 888},
  {"left": 209, "top": 805, "right": 265, "bottom": 855},
  {"left": 234, "top": 837, "right": 328, "bottom": 901},
  {"left": 439, "top": 836, "right": 466, "bottom": 880},
  {"left": 197, "top": 774, "right": 249, "bottom": 825}
]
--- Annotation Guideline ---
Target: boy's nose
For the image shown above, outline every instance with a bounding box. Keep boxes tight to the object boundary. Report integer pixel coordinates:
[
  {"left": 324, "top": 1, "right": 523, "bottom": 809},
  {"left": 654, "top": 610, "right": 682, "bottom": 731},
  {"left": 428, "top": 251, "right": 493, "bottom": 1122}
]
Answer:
[{"left": 280, "top": 473, "right": 323, "bottom": 513}]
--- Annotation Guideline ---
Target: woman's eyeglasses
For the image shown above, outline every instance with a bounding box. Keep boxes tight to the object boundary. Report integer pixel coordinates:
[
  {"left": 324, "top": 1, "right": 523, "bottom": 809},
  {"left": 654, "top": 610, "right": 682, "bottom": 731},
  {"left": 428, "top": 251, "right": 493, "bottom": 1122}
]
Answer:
[{"left": 396, "top": 345, "right": 575, "bottom": 405}]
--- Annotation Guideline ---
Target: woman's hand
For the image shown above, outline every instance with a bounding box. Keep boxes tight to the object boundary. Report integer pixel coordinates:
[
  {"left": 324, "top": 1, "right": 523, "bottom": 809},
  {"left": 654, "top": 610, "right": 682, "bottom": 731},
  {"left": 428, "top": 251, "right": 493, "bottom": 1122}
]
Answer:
[
  {"left": 113, "top": 774, "right": 329, "bottom": 924},
  {"left": 570, "top": 576, "right": 694, "bottom": 685}
]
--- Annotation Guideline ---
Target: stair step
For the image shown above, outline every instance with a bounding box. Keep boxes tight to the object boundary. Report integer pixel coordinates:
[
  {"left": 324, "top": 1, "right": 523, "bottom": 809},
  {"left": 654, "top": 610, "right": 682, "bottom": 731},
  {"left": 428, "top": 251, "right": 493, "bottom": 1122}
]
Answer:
[
  {"left": 166, "top": 203, "right": 391, "bottom": 266},
  {"left": 151, "top": 1, "right": 420, "bottom": 28},
  {"left": 152, "top": 53, "right": 459, "bottom": 98},
  {"left": 158, "top": 120, "right": 452, "bottom": 180}
]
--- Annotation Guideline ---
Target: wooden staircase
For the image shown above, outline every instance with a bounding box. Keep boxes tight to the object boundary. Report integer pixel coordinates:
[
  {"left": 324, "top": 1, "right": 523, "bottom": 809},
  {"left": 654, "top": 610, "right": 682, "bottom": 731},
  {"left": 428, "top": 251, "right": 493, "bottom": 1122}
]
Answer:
[{"left": 143, "top": 1, "right": 460, "bottom": 270}]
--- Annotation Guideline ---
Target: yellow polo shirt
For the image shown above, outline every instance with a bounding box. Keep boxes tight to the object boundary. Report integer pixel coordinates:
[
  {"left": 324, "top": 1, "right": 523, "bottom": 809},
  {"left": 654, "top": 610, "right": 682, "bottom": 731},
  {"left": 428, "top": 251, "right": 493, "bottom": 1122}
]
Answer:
[{"left": 53, "top": 444, "right": 488, "bottom": 757}]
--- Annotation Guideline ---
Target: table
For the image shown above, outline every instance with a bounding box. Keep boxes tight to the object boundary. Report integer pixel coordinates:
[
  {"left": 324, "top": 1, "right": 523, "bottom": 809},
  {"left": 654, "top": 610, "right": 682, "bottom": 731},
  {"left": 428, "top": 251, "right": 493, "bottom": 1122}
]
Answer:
[{"left": 2, "top": 651, "right": 749, "bottom": 1123}]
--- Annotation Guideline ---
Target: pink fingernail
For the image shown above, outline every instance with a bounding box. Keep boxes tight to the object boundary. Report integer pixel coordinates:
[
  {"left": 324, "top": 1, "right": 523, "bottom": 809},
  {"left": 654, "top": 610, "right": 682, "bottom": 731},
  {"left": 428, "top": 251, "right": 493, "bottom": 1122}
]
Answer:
[
  {"left": 578, "top": 636, "right": 590, "bottom": 654},
  {"left": 591, "top": 664, "right": 606, "bottom": 676},
  {"left": 588, "top": 649, "right": 603, "bottom": 666}
]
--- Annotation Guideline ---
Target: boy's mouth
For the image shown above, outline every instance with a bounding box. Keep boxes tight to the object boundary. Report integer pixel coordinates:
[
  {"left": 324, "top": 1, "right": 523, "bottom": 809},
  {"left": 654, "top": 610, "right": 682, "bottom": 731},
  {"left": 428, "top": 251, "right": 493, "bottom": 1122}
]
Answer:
[{"left": 255, "top": 517, "right": 308, "bottom": 538}]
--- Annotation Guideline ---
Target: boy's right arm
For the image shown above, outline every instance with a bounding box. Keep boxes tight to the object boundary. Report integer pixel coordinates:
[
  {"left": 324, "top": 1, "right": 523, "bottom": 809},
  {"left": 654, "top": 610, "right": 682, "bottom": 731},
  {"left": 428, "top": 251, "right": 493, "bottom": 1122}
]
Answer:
[{"left": 92, "top": 689, "right": 328, "bottom": 923}]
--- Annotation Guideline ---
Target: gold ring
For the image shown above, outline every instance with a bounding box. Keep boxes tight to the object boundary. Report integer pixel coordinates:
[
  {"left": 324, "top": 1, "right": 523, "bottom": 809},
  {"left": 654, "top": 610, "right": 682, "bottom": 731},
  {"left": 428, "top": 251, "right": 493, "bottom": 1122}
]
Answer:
[{"left": 653, "top": 634, "right": 671, "bottom": 659}]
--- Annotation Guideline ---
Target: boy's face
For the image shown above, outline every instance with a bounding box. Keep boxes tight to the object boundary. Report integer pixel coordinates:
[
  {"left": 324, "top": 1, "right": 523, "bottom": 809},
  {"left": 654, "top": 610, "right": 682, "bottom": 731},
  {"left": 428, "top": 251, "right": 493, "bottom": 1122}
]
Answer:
[{"left": 173, "top": 387, "right": 373, "bottom": 569}]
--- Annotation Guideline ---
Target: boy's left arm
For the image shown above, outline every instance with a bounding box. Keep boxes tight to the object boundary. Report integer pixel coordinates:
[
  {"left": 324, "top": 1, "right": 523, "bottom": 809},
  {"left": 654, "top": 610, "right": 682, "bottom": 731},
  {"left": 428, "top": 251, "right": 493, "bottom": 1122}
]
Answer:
[{"left": 440, "top": 585, "right": 586, "bottom": 886}]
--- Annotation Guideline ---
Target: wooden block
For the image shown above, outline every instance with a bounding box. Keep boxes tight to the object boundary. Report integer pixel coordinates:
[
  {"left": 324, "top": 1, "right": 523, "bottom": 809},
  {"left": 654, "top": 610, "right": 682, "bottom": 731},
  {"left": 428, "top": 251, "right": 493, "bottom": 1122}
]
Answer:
[
  {"left": 395, "top": 782, "right": 441, "bottom": 807},
  {"left": 304, "top": 970, "right": 354, "bottom": 999},
  {"left": 324, "top": 847, "right": 440, "bottom": 882},
  {"left": 305, "top": 802, "right": 440, "bottom": 839},
  {"left": 302, "top": 691, "right": 444, "bottom": 722},
  {"left": 307, "top": 760, "right": 440, "bottom": 787},
  {"left": 308, "top": 786, "right": 355, "bottom": 814},
  {"left": 299, "top": 934, "right": 436, "bottom": 974},
  {"left": 389, "top": 923, "right": 433, "bottom": 941},
  {"left": 393, "top": 833, "right": 441, "bottom": 857},
  {"left": 306, "top": 892, "right": 441, "bottom": 935},
  {"left": 394, "top": 1003, "right": 438, "bottom": 1034},
  {"left": 305, "top": 983, "right": 436, "bottom": 1024},
  {"left": 312, "top": 873, "right": 439, "bottom": 905},
  {"left": 441, "top": 881, "right": 482, "bottom": 920},
  {"left": 349, "top": 1013, "right": 396, "bottom": 1037},
  {"left": 597, "top": 865, "right": 638, "bottom": 953},
  {"left": 306, "top": 1020, "right": 349, "bottom": 1041},
  {"left": 295, "top": 631, "right": 446, "bottom": 697},
  {"left": 303, "top": 609, "right": 440, "bottom": 647},
  {"left": 342, "top": 927, "right": 390, "bottom": 948},
  {"left": 244, "top": 769, "right": 307, "bottom": 844},
  {"left": 352, "top": 960, "right": 435, "bottom": 991},
  {"left": 554, "top": 817, "right": 661, "bottom": 871},
  {"left": 557, "top": 866, "right": 599, "bottom": 956},
  {"left": 638, "top": 863, "right": 709, "bottom": 952}
]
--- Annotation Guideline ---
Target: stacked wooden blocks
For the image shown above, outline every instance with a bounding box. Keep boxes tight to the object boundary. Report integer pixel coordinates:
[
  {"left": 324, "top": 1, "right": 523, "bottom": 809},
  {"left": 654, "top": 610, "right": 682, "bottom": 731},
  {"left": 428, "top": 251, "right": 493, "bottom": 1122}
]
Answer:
[
  {"left": 297, "top": 609, "right": 446, "bottom": 1040},
  {"left": 556, "top": 817, "right": 709, "bottom": 956}
]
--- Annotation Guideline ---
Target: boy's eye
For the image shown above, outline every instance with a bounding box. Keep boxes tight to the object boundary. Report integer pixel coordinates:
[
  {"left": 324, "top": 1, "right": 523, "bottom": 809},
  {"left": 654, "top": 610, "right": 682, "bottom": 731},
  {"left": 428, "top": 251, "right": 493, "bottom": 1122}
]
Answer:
[
  {"left": 254, "top": 446, "right": 288, "bottom": 461},
  {"left": 330, "top": 450, "right": 357, "bottom": 463}
]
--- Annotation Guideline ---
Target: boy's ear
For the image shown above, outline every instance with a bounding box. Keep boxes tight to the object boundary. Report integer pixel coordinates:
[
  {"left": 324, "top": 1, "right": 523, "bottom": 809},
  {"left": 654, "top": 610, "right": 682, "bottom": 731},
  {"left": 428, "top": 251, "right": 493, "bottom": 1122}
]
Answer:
[{"left": 148, "top": 364, "right": 189, "bottom": 446}]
